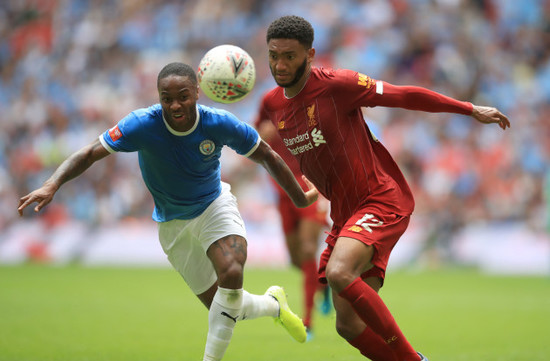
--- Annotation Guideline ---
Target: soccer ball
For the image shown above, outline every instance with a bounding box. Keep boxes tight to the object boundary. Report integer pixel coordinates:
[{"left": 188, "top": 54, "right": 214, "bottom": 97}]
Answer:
[{"left": 197, "top": 44, "right": 256, "bottom": 104}]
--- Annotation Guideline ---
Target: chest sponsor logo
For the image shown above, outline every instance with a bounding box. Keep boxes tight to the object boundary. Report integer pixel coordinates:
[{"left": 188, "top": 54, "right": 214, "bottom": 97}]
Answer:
[
  {"left": 108, "top": 125, "right": 122, "bottom": 142},
  {"left": 311, "top": 128, "right": 326, "bottom": 147},
  {"left": 199, "top": 139, "right": 215, "bottom": 155},
  {"left": 283, "top": 128, "right": 326, "bottom": 155}
]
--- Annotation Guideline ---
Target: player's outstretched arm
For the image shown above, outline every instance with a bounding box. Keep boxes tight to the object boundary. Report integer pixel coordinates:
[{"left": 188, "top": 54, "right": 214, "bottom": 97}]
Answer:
[
  {"left": 471, "top": 105, "right": 510, "bottom": 130},
  {"left": 18, "top": 139, "right": 110, "bottom": 216},
  {"left": 372, "top": 82, "right": 510, "bottom": 131},
  {"left": 248, "top": 140, "right": 318, "bottom": 208}
]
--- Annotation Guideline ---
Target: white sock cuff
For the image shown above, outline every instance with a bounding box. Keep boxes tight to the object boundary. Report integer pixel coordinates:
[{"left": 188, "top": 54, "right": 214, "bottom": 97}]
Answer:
[{"left": 213, "top": 287, "right": 243, "bottom": 310}]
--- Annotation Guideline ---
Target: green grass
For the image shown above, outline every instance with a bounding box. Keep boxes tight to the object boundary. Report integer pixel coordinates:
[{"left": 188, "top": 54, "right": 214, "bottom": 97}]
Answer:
[{"left": 0, "top": 265, "right": 549, "bottom": 360}]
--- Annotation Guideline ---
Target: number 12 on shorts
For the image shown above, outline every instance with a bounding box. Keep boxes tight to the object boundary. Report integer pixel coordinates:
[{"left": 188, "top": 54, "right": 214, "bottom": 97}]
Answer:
[{"left": 355, "top": 213, "right": 383, "bottom": 233}]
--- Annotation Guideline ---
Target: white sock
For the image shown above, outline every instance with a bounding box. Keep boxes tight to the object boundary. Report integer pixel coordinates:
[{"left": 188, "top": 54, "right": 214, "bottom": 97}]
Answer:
[
  {"left": 203, "top": 287, "right": 243, "bottom": 361},
  {"left": 238, "top": 290, "right": 279, "bottom": 321}
]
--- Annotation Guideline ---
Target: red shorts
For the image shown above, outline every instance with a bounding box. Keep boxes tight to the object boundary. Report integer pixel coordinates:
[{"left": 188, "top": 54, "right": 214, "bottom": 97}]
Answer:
[
  {"left": 277, "top": 192, "right": 328, "bottom": 235},
  {"left": 318, "top": 205, "right": 410, "bottom": 285}
]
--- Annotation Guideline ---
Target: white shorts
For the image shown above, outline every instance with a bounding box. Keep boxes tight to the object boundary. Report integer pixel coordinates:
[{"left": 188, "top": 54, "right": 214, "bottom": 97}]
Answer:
[{"left": 157, "top": 183, "right": 247, "bottom": 295}]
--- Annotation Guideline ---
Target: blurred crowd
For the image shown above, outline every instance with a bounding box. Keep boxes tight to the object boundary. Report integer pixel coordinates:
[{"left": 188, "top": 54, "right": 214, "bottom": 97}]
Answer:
[{"left": 1, "top": 0, "right": 549, "bottom": 263}]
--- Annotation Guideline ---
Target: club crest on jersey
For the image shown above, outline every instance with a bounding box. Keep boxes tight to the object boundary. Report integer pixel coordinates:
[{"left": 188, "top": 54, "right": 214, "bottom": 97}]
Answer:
[
  {"left": 199, "top": 140, "right": 215, "bottom": 155},
  {"left": 307, "top": 104, "right": 317, "bottom": 127}
]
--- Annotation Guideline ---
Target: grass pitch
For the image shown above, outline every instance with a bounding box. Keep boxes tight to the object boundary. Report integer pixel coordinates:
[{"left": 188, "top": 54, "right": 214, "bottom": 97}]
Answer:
[{"left": 0, "top": 265, "right": 548, "bottom": 361}]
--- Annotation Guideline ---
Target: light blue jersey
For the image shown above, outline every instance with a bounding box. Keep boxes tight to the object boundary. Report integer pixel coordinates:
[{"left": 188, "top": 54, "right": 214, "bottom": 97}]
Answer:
[{"left": 99, "top": 103, "right": 260, "bottom": 222}]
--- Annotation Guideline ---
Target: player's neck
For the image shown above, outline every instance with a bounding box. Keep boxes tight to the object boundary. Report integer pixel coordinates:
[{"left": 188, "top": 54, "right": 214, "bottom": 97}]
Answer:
[{"left": 284, "top": 67, "right": 311, "bottom": 99}]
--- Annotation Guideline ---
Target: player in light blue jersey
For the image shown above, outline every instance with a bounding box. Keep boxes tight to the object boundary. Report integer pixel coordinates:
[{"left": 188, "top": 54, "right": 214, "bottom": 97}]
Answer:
[
  {"left": 18, "top": 62, "right": 318, "bottom": 360},
  {"left": 100, "top": 101, "right": 257, "bottom": 222}
]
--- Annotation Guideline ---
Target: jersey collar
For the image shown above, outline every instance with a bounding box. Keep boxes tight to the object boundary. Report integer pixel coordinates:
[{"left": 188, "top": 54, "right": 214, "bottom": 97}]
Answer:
[{"left": 162, "top": 106, "right": 200, "bottom": 136}]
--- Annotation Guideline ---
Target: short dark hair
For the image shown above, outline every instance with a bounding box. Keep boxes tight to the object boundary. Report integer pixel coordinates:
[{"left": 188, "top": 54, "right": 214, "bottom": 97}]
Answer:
[
  {"left": 157, "top": 62, "right": 197, "bottom": 87},
  {"left": 266, "top": 15, "right": 314, "bottom": 49}
]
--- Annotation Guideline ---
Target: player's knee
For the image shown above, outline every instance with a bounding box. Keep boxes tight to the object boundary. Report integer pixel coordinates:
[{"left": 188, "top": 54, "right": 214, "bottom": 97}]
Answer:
[
  {"left": 217, "top": 261, "right": 244, "bottom": 288},
  {"left": 325, "top": 263, "right": 356, "bottom": 293}
]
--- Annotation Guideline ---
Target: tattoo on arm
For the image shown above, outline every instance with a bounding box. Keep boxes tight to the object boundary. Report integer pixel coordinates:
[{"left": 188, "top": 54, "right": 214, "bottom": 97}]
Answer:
[{"left": 48, "top": 141, "right": 108, "bottom": 188}]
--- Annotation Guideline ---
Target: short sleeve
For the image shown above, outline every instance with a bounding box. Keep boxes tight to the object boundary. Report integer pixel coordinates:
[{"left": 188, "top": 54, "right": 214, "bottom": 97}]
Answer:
[
  {"left": 100, "top": 112, "right": 141, "bottom": 153},
  {"left": 216, "top": 112, "right": 260, "bottom": 157}
]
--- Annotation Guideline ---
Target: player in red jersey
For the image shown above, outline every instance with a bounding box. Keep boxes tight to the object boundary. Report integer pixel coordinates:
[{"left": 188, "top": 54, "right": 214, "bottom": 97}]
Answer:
[
  {"left": 255, "top": 107, "right": 331, "bottom": 337},
  {"left": 260, "top": 15, "right": 510, "bottom": 361}
]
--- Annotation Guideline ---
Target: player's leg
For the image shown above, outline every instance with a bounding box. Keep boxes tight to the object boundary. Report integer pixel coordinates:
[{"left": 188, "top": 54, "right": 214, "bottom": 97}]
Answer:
[
  {"left": 196, "top": 280, "right": 282, "bottom": 322},
  {"left": 202, "top": 184, "right": 306, "bottom": 359},
  {"left": 200, "top": 279, "right": 305, "bottom": 324},
  {"left": 280, "top": 193, "right": 328, "bottom": 333},
  {"left": 158, "top": 218, "right": 236, "bottom": 361},
  {"left": 160, "top": 183, "right": 304, "bottom": 359},
  {"left": 326, "top": 237, "right": 420, "bottom": 361},
  {"left": 197, "top": 282, "right": 218, "bottom": 308},
  {"left": 177, "top": 183, "right": 247, "bottom": 361},
  {"left": 332, "top": 285, "right": 398, "bottom": 361},
  {"left": 199, "top": 181, "right": 264, "bottom": 360},
  {"left": 284, "top": 231, "right": 301, "bottom": 268},
  {"left": 280, "top": 195, "right": 316, "bottom": 334},
  {"left": 279, "top": 195, "right": 301, "bottom": 269},
  {"left": 207, "top": 234, "right": 246, "bottom": 289},
  {"left": 207, "top": 235, "right": 306, "bottom": 344},
  {"left": 203, "top": 234, "right": 246, "bottom": 361},
  {"left": 319, "top": 282, "right": 332, "bottom": 315},
  {"left": 296, "top": 218, "right": 324, "bottom": 332}
]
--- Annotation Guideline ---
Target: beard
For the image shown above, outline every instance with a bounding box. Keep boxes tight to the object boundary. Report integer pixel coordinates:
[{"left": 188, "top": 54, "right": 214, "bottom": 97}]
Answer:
[{"left": 271, "top": 57, "right": 308, "bottom": 88}]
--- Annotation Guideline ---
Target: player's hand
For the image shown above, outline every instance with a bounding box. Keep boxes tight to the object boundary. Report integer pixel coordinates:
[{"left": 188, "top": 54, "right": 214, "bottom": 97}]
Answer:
[
  {"left": 301, "top": 175, "right": 319, "bottom": 207},
  {"left": 17, "top": 184, "right": 57, "bottom": 216},
  {"left": 471, "top": 105, "right": 510, "bottom": 130}
]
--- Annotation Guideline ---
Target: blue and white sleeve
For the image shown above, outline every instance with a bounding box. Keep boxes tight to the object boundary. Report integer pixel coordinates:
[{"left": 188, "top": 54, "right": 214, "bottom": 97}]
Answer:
[
  {"left": 99, "top": 113, "right": 140, "bottom": 153},
  {"left": 220, "top": 113, "right": 260, "bottom": 157}
]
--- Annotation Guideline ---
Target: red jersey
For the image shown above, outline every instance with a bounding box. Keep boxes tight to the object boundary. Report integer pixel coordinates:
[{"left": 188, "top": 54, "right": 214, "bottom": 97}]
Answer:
[
  {"left": 259, "top": 67, "right": 473, "bottom": 226},
  {"left": 255, "top": 104, "right": 308, "bottom": 195}
]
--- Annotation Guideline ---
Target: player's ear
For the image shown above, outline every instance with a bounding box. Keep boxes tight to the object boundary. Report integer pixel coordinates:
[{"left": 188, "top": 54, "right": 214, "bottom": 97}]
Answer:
[
  {"left": 307, "top": 47, "right": 315, "bottom": 63},
  {"left": 195, "top": 84, "right": 200, "bottom": 99}
]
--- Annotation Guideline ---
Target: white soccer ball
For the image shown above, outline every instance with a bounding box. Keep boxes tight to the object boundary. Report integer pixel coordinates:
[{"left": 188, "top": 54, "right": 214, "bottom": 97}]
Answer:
[{"left": 197, "top": 44, "right": 256, "bottom": 104}]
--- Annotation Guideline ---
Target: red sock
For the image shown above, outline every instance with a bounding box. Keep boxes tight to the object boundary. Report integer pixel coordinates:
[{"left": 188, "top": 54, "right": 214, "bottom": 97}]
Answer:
[
  {"left": 339, "top": 277, "right": 420, "bottom": 361},
  {"left": 301, "top": 259, "right": 318, "bottom": 329},
  {"left": 348, "top": 326, "right": 398, "bottom": 361}
]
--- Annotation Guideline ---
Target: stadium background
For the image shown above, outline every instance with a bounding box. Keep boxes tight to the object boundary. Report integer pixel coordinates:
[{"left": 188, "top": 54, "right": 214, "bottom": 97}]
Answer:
[{"left": 0, "top": 0, "right": 549, "bottom": 275}]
